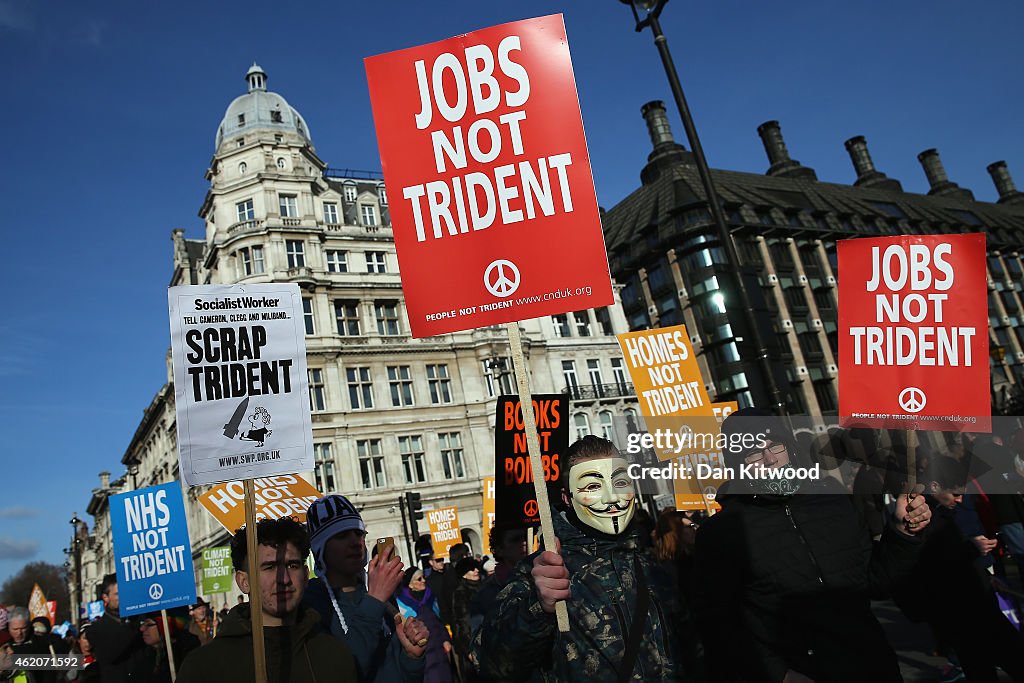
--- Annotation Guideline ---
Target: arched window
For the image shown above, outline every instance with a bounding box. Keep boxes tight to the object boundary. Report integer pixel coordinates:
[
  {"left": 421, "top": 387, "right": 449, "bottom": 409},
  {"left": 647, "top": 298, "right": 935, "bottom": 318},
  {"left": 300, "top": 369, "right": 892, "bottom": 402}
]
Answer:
[{"left": 573, "top": 413, "right": 590, "bottom": 441}]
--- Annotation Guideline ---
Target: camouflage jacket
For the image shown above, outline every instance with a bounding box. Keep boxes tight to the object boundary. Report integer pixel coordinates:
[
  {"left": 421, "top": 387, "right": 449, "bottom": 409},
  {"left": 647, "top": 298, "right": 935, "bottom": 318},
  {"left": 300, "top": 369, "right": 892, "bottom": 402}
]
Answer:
[{"left": 472, "top": 508, "right": 702, "bottom": 682}]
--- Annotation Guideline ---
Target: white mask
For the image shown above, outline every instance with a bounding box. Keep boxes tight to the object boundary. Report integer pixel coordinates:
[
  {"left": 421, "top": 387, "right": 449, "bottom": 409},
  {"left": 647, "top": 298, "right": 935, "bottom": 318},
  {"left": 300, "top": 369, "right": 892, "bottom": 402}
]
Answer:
[{"left": 567, "top": 456, "right": 637, "bottom": 535}]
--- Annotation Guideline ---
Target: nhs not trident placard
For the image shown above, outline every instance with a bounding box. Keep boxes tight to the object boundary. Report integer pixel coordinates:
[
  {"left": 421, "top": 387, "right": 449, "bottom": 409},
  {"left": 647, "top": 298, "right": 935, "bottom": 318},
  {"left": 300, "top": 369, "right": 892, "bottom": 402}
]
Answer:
[{"left": 110, "top": 482, "right": 196, "bottom": 617}]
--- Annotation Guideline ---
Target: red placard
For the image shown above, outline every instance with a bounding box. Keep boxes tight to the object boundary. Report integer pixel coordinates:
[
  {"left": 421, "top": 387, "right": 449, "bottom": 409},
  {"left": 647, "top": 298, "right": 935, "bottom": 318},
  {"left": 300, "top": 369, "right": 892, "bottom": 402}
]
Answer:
[
  {"left": 365, "top": 14, "right": 613, "bottom": 337},
  {"left": 838, "top": 233, "right": 990, "bottom": 432}
]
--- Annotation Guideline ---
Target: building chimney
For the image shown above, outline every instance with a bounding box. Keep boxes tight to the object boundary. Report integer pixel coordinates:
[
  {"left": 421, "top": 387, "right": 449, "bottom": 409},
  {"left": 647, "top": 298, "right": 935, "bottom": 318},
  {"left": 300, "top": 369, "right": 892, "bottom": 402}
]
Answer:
[
  {"left": 639, "top": 101, "right": 690, "bottom": 185},
  {"left": 642, "top": 100, "right": 678, "bottom": 150},
  {"left": 987, "top": 161, "right": 1024, "bottom": 204},
  {"left": 916, "top": 148, "right": 972, "bottom": 199},
  {"left": 99, "top": 471, "right": 110, "bottom": 489},
  {"left": 843, "top": 135, "right": 902, "bottom": 191},
  {"left": 756, "top": 121, "right": 816, "bottom": 179}
]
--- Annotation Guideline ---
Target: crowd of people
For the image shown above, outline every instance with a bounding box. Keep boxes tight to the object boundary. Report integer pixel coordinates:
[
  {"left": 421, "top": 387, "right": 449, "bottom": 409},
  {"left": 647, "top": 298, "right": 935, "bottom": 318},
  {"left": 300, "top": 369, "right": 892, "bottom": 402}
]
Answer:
[{"left": 1, "top": 410, "right": 1023, "bottom": 682}]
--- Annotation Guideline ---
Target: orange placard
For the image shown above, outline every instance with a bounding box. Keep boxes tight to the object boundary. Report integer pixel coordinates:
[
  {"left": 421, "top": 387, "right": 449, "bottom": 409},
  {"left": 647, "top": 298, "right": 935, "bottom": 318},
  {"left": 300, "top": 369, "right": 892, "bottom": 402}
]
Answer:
[
  {"left": 672, "top": 401, "right": 738, "bottom": 511},
  {"left": 426, "top": 505, "right": 461, "bottom": 560},
  {"left": 482, "top": 477, "right": 495, "bottom": 554},
  {"left": 199, "top": 475, "right": 322, "bottom": 534},
  {"left": 28, "top": 584, "right": 48, "bottom": 620}
]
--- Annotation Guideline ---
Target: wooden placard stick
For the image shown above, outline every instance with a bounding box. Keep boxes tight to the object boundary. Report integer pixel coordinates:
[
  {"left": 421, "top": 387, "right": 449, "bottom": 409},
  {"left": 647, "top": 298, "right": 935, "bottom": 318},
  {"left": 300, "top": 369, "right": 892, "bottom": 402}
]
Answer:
[
  {"left": 505, "top": 322, "right": 570, "bottom": 633},
  {"left": 243, "top": 479, "right": 269, "bottom": 683},
  {"left": 160, "top": 609, "right": 178, "bottom": 682},
  {"left": 906, "top": 429, "right": 917, "bottom": 490}
]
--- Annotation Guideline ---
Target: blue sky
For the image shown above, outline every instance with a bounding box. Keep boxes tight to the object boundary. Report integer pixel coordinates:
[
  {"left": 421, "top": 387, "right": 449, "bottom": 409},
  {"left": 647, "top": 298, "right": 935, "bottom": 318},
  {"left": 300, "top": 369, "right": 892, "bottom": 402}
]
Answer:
[{"left": 0, "top": 0, "right": 1020, "bottom": 588}]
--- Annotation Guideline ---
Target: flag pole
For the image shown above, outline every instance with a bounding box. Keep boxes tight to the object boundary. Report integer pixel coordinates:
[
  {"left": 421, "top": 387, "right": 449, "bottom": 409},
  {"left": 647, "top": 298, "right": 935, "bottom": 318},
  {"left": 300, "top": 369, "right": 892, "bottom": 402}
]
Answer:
[
  {"left": 506, "top": 322, "right": 570, "bottom": 633},
  {"left": 160, "top": 609, "right": 177, "bottom": 682},
  {"left": 243, "top": 479, "right": 269, "bottom": 683}
]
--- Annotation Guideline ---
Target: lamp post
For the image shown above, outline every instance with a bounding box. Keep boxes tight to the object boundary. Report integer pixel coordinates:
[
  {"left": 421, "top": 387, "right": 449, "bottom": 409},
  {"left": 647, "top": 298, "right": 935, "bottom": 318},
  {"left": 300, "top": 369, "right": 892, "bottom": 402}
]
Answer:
[
  {"left": 69, "top": 514, "right": 84, "bottom": 623},
  {"left": 616, "top": 0, "right": 786, "bottom": 413}
]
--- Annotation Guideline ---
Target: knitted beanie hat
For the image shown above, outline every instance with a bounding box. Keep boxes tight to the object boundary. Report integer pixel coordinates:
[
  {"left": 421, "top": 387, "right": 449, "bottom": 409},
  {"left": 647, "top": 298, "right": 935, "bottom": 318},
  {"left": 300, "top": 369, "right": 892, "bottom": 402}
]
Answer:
[{"left": 306, "top": 494, "right": 366, "bottom": 574}]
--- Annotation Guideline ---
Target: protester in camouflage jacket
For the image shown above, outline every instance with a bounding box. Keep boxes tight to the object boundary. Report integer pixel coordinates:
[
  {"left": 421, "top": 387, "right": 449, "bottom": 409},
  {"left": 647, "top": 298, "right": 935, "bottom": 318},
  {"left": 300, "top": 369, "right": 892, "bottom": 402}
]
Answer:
[{"left": 472, "top": 436, "right": 703, "bottom": 682}]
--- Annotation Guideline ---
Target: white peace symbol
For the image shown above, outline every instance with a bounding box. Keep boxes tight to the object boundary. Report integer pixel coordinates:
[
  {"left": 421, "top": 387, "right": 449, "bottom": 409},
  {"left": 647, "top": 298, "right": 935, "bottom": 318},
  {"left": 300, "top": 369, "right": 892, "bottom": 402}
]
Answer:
[
  {"left": 483, "top": 260, "right": 521, "bottom": 298},
  {"left": 898, "top": 387, "right": 927, "bottom": 414},
  {"left": 149, "top": 583, "right": 164, "bottom": 600}
]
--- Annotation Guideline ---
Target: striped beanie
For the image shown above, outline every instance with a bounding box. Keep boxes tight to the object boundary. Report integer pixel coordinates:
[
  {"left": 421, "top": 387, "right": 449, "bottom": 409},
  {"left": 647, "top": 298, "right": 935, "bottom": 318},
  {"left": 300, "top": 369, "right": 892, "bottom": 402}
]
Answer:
[{"left": 306, "top": 494, "right": 366, "bottom": 574}]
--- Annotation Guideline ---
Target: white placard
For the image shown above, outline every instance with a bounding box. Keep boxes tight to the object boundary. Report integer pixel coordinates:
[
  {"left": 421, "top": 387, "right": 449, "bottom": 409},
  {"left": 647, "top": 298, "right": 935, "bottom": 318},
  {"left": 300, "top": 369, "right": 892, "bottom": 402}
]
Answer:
[{"left": 168, "top": 284, "right": 313, "bottom": 486}]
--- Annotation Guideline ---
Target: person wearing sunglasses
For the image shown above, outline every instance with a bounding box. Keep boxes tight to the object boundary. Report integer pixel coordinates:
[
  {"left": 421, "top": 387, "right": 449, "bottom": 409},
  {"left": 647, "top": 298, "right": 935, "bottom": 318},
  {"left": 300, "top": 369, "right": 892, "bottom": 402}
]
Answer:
[{"left": 695, "top": 407, "right": 932, "bottom": 682}]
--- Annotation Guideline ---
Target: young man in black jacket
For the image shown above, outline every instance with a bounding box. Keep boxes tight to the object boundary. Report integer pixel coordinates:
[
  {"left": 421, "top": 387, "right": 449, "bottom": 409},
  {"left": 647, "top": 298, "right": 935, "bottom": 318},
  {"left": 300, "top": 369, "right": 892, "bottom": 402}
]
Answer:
[{"left": 695, "top": 409, "right": 932, "bottom": 682}]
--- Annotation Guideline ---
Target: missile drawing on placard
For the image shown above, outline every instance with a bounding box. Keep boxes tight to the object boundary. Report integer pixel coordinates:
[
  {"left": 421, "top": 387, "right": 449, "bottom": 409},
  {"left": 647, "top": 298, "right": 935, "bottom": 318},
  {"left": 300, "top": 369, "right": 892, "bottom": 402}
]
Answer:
[{"left": 223, "top": 397, "right": 250, "bottom": 439}]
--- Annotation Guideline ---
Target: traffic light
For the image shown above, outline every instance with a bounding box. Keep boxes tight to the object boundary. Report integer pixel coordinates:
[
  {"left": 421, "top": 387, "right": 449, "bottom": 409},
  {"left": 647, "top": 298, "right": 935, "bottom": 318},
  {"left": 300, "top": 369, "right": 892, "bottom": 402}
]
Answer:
[{"left": 405, "top": 491, "right": 424, "bottom": 539}]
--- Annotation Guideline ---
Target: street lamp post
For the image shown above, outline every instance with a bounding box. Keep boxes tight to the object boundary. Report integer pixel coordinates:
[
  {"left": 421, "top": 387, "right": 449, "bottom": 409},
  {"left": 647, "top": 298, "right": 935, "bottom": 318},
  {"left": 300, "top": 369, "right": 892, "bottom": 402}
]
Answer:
[
  {"left": 69, "top": 514, "right": 83, "bottom": 623},
  {"left": 617, "top": 0, "right": 786, "bottom": 413}
]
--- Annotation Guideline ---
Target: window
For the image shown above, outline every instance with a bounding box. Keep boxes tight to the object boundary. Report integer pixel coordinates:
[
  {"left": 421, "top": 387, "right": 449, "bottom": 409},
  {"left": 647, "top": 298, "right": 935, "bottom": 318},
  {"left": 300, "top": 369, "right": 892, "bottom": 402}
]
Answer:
[
  {"left": 313, "top": 443, "right": 335, "bottom": 492},
  {"left": 483, "top": 358, "right": 514, "bottom": 397},
  {"left": 276, "top": 157, "right": 286, "bottom": 169},
  {"left": 388, "top": 366, "right": 414, "bottom": 407},
  {"left": 647, "top": 265, "right": 670, "bottom": 293},
  {"left": 361, "top": 204, "right": 377, "bottom": 227},
  {"left": 334, "top": 300, "right": 360, "bottom": 336},
  {"left": 236, "top": 138, "right": 245, "bottom": 148},
  {"left": 366, "top": 251, "right": 387, "bottom": 273},
  {"left": 375, "top": 301, "right": 400, "bottom": 336},
  {"left": 378, "top": 186, "right": 388, "bottom": 205},
  {"left": 308, "top": 369, "right": 326, "bottom": 411},
  {"left": 574, "top": 311, "right": 591, "bottom": 336},
  {"left": 270, "top": 110, "right": 283, "bottom": 123},
  {"left": 587, "top": 359, "right": 604, "bottom": 394},
  {"left": 239, "top": 246, "right": 265, "bottom": 276},
  {"left": 599, "top": 411, "right": 615, "bottom": 441},
  {"left": 552, "top": 314, "right": 571, "bottom": 337},
  {"left": 286, "top": 240, "right": 305, "bottom": 267},
  {"left": 344, "top": 185, "right": 357, "bottom": 202},
  {"left": 357, "top": 439, "right": 386, "bottom": 489},
  {"left": 237, "top": 114, "right": 245, "bottom": 125},
  {"left": 347, "top": 367, "right": 374, "bottom": 410},
  {"left": 238, "top": 161, "right": 247, "bottom": 174},
  {"left": 439, "top": 432, "right": 466, "bottom": 479},
  {"left": 236, "top": 199, "right": 254, "bottom": 222},
  {"left": 594, "top": 308, "right": 613, "bottom": 336},
  {"left": 324, "top": 202, "right": 339, "bottom": 224},
  {"left": 302, "top": 297, "right": 315, "bottom": 335},
  {"left": 562, "top": 360, "right": 579, "bottom": 398},
  {"left": 279, "top": 194, "right": 298, "bottom": 218},
  {"left": 398, "top": 435, "right": 426, "bottom": 484},
  {"left": 611, "top": 358, "right": 629, "bottom": 392},
  {"left": 426, "top": 364, "right": 452, "bottom": 404},
  {"left": 573, "top": 413, "right": 590, "bottom": 441},
  {"left": 326, "top": 250, "right": 348, "bottom": 273}
]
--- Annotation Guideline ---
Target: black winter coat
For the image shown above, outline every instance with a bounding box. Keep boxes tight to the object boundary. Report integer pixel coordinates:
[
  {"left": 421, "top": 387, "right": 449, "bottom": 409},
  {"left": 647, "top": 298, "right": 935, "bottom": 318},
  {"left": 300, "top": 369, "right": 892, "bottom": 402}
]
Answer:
[{"left": 695, "top": 480, "right": 921, "bottom": 682}]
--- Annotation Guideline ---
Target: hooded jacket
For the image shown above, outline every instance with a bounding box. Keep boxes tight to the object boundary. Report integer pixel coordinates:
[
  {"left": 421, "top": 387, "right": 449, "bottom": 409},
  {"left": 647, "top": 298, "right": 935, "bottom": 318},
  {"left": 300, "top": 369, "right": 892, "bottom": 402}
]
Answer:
[
  {"left": 174, "top": 603, "right": 357, "bottom": 683},
  {"left": 472, "top": 506, "right": 703, "bottom": 682},
  {"left": 695, "top": 479, "right": 921, "bottom": 682},
  {"left": 303, "top": 577, "right": 424, "bottom": 682}
]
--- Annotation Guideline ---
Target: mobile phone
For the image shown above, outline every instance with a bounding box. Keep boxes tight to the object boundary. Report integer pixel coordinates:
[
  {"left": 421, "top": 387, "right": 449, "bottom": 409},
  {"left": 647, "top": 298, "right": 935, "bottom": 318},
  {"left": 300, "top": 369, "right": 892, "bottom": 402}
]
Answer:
[{"left": 376, "top": 536, "right": 395, "bottom": 559}]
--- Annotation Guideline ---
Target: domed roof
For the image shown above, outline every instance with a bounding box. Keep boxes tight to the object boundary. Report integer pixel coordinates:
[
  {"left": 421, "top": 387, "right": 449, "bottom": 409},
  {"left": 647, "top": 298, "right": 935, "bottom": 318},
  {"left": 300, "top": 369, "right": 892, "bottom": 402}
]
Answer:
[{"left": 214, "top": 64, "right": 313, "bottom": 151}]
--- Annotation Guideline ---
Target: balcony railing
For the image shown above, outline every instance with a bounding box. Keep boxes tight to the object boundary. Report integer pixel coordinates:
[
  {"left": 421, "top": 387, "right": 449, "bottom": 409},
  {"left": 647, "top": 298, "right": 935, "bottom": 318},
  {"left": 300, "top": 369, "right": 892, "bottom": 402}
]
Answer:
[
  {"left": 227, "top": 219, "right": 265, "bottom": 235},
  {"left": 563, "top": 382, "right": 636, "bottom": 401}
]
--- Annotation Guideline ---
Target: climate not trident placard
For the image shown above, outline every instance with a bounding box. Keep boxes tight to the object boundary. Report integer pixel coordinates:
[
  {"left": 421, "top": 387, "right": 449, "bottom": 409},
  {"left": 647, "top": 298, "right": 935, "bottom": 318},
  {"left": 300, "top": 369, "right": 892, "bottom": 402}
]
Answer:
[{"left": 110, "top": 482, "right": 196, "bottom": 616}]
